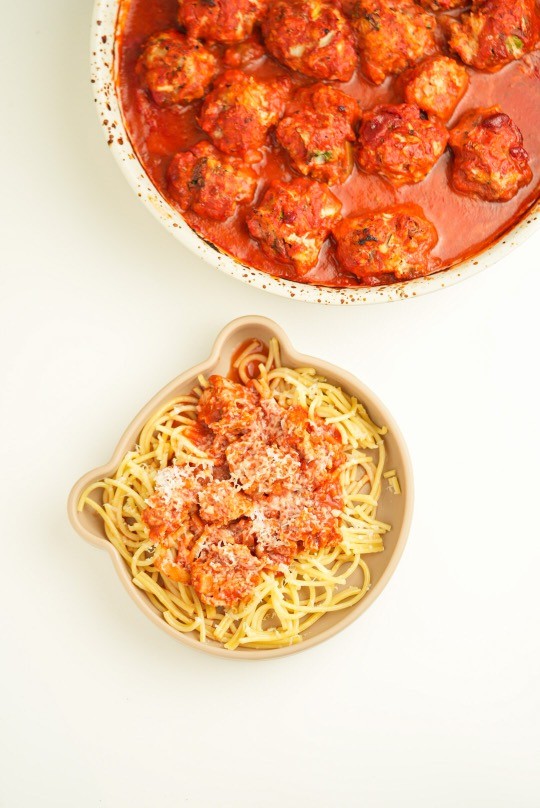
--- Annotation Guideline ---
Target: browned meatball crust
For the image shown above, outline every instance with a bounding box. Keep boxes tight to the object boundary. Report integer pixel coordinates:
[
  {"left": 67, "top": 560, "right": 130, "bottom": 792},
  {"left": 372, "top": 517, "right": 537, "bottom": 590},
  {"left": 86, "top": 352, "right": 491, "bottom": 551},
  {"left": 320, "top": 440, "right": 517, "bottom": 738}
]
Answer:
[
  {"left": 357, "top": 104, "right": 449, "bottom": 186},
  {"left": 138, "top": 30, "right": 218, "bottom": 107},
  {"left": 333, "top": 205, "right": 439, "bottom": 283},
  {"left": 178, "top": 0, "right": 269, "bottom": 44},
  {"left": 449, "top": 107, "right": 532, "bottom": 201},
  {"left": 276, "top": 85, "right": 361, "bottom": 185},
  {"left": 349, "top": 0, "right": 437, "bottom": 85},
  {"left": 400, "top": 56, "right": 469, "bottom": 122},
  {"left": 445, "top": 0, "right": 539, "bottom": 72},
  {"left": 167, "top": 141, "right": 258, "bottom": 221},
  {"left": 262, "top": 0, "right": 357, "bottom": 81},
  {"left": 198, "top": 69, "right": 291, "bottom": 161},
  {"left": 417, "top": 0, "right": 467, "bottom": 11},
  {"left": 246, "top": 178, "right": 342, "bottom": 274}
]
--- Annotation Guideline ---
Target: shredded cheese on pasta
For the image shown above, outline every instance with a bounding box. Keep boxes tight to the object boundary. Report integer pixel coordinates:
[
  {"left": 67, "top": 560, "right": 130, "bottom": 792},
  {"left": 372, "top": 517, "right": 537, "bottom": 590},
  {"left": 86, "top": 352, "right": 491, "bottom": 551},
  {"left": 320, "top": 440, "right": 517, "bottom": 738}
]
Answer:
[{"left": 78, "top": 338, "right": 397, "bottom": 650}]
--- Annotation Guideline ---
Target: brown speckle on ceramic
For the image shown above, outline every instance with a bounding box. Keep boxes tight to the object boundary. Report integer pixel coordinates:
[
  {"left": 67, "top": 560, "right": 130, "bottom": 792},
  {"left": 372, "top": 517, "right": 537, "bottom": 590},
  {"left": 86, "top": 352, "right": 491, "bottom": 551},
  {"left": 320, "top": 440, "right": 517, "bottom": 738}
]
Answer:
[
  {"left": 68, "top": 316, "right": 414, "bottom": 658},
  {"left": 91, "top": 0, "right": 540, "bottom": 304}
]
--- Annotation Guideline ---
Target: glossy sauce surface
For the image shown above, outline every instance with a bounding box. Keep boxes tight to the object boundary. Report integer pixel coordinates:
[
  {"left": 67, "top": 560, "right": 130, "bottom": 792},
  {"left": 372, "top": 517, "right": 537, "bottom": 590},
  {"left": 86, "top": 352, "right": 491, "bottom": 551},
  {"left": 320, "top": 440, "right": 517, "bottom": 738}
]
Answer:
[
  {"left": 229, "top": 338, "right": 268, "bottom": 384},
  {"left": 117, "top": 0, "right": 540, "bottom": 287}
]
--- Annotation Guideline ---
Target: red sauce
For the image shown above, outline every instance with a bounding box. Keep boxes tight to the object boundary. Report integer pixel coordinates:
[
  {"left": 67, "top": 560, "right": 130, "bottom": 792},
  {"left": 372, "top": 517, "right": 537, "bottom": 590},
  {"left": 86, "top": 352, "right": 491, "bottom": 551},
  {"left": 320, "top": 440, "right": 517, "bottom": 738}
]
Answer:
[
  {"left": 142, "top": 371, "right": 346, "bottom": 605},
  {"left": 116, "top": 0, "right": 540, "bottom": 287},
  {"left": 229, "top": 338, "right": 268, "bottom": 383}
]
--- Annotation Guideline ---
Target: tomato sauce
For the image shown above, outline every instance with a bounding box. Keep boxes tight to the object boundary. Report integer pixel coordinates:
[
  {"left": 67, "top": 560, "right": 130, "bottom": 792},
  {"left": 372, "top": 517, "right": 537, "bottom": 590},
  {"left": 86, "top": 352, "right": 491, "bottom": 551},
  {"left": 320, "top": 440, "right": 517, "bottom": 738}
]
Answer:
[
  {"left": 229, "top": 338, "right": 268, "bottom": 383},
  {"left": 116, "top": 0, "right": 540, "bottom": 287}
]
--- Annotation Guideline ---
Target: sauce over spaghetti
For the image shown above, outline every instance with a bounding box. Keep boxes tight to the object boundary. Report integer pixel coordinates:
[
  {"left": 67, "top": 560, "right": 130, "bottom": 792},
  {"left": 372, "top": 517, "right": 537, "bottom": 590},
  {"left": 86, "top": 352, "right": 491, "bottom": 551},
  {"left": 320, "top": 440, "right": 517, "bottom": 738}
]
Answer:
[{"left": 142, "top": 372, "right": 346, "bottom": 607}]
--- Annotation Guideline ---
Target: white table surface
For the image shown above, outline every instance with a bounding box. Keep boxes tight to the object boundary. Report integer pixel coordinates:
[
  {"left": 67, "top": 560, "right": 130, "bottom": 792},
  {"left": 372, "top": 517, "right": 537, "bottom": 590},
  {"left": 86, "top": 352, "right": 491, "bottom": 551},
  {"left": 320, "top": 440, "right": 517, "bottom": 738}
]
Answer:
[{"left": 2, "top": 3, "right": 540, "bottom": 806}]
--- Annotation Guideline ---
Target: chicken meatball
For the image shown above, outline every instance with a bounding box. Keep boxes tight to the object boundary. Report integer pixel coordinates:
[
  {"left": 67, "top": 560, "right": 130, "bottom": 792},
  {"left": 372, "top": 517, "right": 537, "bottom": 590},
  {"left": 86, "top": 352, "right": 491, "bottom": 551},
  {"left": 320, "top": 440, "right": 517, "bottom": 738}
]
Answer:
[
  {"left": 197, "top": 480, "right": 253, "bottom": 525},
  {"left": 445, "top": 0, "right": 539, "bottom": 72},
  {"left": 349, "top": 0, "right": 437, "bottom": 85},
  {"left": 400, "top": 56, "right": 469, "bottom": 122},
  {"left": 250, "top": 516, "right": 298, "bottom": 570},
  {"left": 167, "top": 141, "right": 257, "bottom": 222},
  {"left": 223, "top": 37, "right": 266, "bottom": 67},
  {"left": 138, "top": 30, "right": 218, "bottom": 107},
  {"left": 357, "top": 104, "right": 448, "bottom": 186},
  {"left": 276, "top": 85, "right": 361, "bottom": 185},
  {"left": 333, "top": 205, "right": 438, "bottom": 283},
  {"left": 246, "top": 178, "right": 342, "bottom": 275},
  {"left": 417, "top": 0, "right": 467, "bottom": 10},
  {"left": 449, "top": 107, "right": 532, "bottom": 201},
  {"left": 198, "top": 69, "right": 291, "bottom": 161},
  {"left": 292, "top": 83, "right": 361, "bottom": 123},
  {"left": 262, "top": 0, "right": 357, "bottom": 81},
  {"left": 190, "top": 529, "right": 263, "bottom": 608},
  {"left": 198, "top": 375, "right": 260, "bottom": 436},
  {"left": 178, "top": 0, "right": 268, "bottom": 44}
]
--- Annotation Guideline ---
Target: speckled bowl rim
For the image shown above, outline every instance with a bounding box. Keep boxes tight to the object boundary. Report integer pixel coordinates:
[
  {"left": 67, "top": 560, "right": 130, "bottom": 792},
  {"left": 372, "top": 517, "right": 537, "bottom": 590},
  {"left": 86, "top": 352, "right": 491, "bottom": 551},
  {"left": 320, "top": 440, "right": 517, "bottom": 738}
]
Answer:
[
  {"left": 90, "top": 0, "right": 540, "bottom": 304},
  {"left": 68, "top": 316, "right": 415, "bottom": 658}
]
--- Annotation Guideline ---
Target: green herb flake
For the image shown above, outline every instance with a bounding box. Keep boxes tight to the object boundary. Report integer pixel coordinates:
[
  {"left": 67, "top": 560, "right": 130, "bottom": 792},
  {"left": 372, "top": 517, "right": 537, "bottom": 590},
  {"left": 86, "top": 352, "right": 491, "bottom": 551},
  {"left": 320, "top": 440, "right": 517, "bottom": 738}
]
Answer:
[
  {"left": 311, "top": 150, "right": 333, "bottom": 163},
  {"left": 507, "top": 35, "right": 524, "bottom": 53}
]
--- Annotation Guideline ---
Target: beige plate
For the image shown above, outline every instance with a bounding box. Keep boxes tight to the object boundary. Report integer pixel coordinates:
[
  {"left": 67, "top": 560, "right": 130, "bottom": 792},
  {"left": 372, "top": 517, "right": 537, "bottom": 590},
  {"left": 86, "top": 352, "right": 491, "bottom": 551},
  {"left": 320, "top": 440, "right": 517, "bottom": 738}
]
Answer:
[
  {"left": 91, "top": 0, "right": 540, "bottom": 305},
  {"left": 68, "top": 316, "right": 414, "bottom": 657}
]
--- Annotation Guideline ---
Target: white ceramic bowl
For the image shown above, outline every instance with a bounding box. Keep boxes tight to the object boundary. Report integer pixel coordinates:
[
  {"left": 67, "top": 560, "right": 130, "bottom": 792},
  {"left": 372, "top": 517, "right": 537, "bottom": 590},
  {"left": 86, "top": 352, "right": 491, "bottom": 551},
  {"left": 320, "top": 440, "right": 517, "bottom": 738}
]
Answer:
[{"left": 91, "top": 0, "right": 540, "bottom": 305}]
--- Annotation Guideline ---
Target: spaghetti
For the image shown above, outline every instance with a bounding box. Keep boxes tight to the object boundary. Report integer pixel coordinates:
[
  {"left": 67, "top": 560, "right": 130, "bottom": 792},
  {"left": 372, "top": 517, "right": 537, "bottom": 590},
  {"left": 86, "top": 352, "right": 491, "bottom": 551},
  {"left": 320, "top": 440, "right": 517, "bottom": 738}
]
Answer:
[{"left": 78, "top": 339, "right": 397, "bottom": 649}]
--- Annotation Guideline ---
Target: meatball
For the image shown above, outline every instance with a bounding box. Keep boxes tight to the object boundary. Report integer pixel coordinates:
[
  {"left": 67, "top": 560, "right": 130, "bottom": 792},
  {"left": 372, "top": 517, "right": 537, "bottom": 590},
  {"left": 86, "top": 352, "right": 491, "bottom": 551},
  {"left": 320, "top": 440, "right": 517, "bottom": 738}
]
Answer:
[
  {"left": 333, "top": 205, "right": 438, "bottom": 283},
  {"left": 223, "top": 37, "right": 266, "bottom": 67},
  {"left": 290, "top": 84, "right": 361, "bottom": 124},
  {"left": 283, "top": 486, "right": 342, "bottom": 552},
  {"left": 400, "top": 56, "right": 469, "bottom": 122},
  {"left": 198, "top": 69, "right": 291, "bottom": 161},
  {"left": 197, "top": 480, "right": 253, "bottom": 525},
  {"left": 417, "top": 0, "right": 467, "bottom": 10},
  {"left": 226, "top": 439, "right": 301, "bottom": 496},
  {"left": 155, "top": 550, "right": 191, "bottom": 584},
  {"left": 178, "top": 0, "right": 268, "bottom": 44},
  {"left": 276, "top": 85, "right": 361, "bottom": 185},
  {"left": 198, "top": 375, "right": 260, "bottom": 436},
  {"left": 138, "top": 30, "right": 218, "bottom": 107},
  {"left": 251, "top": 517, "right": 298, "bottom": 570},
  {"left": 190, "top": 529, "right": 263, "bottom": 608},
  {"left": 262, "top": 0, "right": 357, "bottom": 81},
  {"left": 143, "top": 463, "right": 210, "bottom": 541},
  {"left": 348, "top": 0, "right": 437, "bottom": 85},
  {"left": 445, "top": 0, "right": 539, "bottom": 72},
  {"left": 357, "top": 104, "right": 448, "bottom": 186},
  {"left": 167, "top": 141, "right": 257, "bottom": 222},
  {"left": 246, "top": 178, "right": 342, "bottom": 275},
  {"left": 449, "top": 107, "right": 532, "bottom": 201}
]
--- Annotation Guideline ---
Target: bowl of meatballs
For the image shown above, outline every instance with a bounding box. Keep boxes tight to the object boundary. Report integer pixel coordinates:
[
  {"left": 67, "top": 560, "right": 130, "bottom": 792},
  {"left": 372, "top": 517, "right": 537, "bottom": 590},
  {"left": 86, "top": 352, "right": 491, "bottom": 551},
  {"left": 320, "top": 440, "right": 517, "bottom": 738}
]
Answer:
[{"left": 92, "top": 0, "right": 540, "bottom": 304}]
